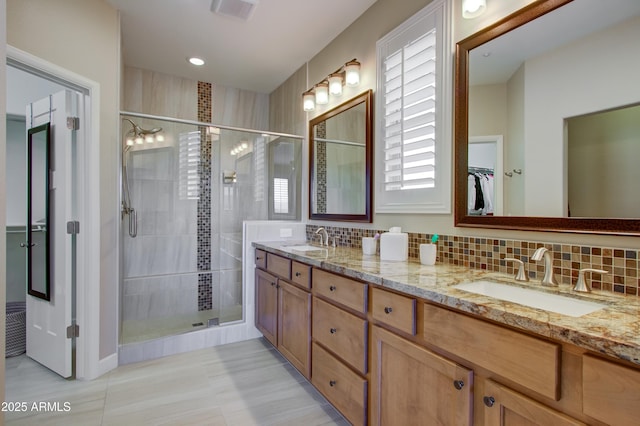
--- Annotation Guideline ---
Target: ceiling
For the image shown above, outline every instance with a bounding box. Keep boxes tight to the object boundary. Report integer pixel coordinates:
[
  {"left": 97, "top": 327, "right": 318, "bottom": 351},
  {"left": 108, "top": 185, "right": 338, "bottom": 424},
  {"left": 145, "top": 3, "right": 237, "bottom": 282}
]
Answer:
[
  {"left": 469, "top": 0, "right": 640, "bottom": 85},
  {"left": 106, "top": 0, "right": 378, "bottom": 94}
]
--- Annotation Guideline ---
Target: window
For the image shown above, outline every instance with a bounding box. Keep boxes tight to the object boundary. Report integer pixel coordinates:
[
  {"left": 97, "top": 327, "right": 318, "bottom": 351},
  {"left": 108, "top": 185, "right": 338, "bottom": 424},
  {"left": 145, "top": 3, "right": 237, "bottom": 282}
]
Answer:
[
  {"left": 178, "top": 130, "right": 201, "bottom": 200},
  {"left": 375, "top": 0, "right": 451, "bottom": 213},
  {"left": 273, "top": 178, "right": 289, "bottom": 214}
]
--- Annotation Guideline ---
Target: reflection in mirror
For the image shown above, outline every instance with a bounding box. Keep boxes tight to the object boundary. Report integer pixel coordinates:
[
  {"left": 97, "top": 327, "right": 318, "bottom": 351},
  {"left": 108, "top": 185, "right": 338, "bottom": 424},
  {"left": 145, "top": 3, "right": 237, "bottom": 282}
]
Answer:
[
  {"left": 309, "top": 90, "right": 372, "bottom": 222},
  {"left": 455, "top": 0, "right": 640, "bottom": 234},
  {"left": 27, "top": 123, "right": 51, "bottom": 301}
]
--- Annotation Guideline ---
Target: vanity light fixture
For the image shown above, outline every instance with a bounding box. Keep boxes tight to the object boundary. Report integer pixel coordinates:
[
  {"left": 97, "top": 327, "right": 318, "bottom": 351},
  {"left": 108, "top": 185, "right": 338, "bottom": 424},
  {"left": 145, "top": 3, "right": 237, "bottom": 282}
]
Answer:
[
  {"left": 301, "top": 58, "right": 361, "bottom": 111},
  {"left": 462, "top": 0, "right": 486, "bottom": 19}
]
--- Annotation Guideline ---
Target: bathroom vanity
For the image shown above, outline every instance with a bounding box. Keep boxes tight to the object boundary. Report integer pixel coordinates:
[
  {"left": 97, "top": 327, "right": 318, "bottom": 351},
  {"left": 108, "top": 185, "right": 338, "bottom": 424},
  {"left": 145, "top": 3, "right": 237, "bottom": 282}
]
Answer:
[{"left": 253, "top": 242, "right": 640, "bottom": 425}]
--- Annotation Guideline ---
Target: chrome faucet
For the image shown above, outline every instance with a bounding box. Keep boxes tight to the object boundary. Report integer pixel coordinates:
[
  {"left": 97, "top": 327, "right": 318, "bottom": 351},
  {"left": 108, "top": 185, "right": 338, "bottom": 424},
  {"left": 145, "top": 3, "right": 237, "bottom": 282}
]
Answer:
[
  {"left": 531, "top": 247, "right": 558, "bottom": 286},
  {"left": 315, "top": 227, "right": 329, "bottom": 246}
]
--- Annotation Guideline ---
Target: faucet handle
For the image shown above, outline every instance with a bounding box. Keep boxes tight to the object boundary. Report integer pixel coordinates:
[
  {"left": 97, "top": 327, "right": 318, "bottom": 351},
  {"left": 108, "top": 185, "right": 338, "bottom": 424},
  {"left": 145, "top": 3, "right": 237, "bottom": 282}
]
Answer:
[
  {"left": 574, "top": 268, "right": 608, "bottom": 292},
  {"left": 504, "top": 258, "right": 529, "bottom": 282},
  {"left": 329, "top": 235, "right": 339, "bottom": 248}
]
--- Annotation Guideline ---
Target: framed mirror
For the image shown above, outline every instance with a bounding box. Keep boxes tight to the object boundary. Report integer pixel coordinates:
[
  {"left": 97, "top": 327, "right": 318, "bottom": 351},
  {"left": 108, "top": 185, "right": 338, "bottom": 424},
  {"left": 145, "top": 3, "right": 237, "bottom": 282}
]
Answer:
[
  {"left": 27, "top": 122, "right": 51, "bottom": 300},
  {"left": 455, "top": 0, "right": 640, "bottom": 234},
  {"left": 309, "top": 90, "right": 372, "bottom": 222}
]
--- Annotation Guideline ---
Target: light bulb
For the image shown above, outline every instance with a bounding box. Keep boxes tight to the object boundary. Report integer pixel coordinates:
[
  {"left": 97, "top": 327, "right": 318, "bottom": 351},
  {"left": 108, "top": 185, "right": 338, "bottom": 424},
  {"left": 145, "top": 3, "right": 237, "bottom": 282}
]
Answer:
[
  {"left": 303, "top": 91, "right": 315, "bottom": 111},
  {"left": 145, "top": 135, "right": 154, "bottom": 143},
  {"left": 315, "top": 82, "right": 329, "bottom": 105},
  {"left": 344, "top": 60, "right": 360, "bottom": 86},
  {"left": 135, "top": 136, "right": 144, "bottom": 145},
  {"left": 328, "top": 73, "right": 343, "bottom": 96},
  {"left": 155, "top": 134, "right": 165, "bottom": 142},
  {"left": 462, "top": 0, "right": 486, "bottom": 19},
  {"left": 126, "top": 138, "right": 134, "bottom": 146}
]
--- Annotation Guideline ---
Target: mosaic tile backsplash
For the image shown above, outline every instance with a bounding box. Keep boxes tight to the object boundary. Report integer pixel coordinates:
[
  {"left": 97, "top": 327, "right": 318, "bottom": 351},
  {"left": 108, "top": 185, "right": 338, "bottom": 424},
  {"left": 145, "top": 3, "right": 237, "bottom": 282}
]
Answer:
[{"left": 305, "top": 225, "right": 639, "bottom": 296}]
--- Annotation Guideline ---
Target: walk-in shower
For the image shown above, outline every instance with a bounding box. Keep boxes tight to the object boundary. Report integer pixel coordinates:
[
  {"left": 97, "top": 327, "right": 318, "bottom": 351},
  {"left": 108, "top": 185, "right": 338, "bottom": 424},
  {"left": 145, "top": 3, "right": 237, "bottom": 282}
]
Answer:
[{"left": 119, "top": 113, "right": 302, "bottom": 345}]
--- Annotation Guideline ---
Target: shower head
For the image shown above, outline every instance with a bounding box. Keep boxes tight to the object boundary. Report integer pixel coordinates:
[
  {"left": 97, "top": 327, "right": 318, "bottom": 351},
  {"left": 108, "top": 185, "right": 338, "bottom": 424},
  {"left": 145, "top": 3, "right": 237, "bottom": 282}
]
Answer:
[{"left": 123, "top": 118, "right": 164, "bottom": 147}]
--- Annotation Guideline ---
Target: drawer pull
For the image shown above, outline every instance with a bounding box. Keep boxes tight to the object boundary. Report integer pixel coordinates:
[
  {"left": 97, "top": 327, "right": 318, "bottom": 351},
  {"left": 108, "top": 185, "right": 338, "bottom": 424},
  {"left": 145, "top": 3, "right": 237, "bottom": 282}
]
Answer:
[
  {"left": 330, "top": 328, "right": 337, "bottom": 334},
  {"left": 384, "top": 306, "right": 393, "bottom": 314},
  {"left": 329, "top": 380, "right": 336, "bottom": 387},
  {"left": 483, "top": 396, "right": 495, "bottom": 408},
  {"left": 453, "top": 380, "right": 464, "bottom": 390},
  {"left": 329, "top": 285, "right": 336, "bottom": 291},
  {"left": 256, "top": 256, "right": 263, "bottom": 260},
  {"left": 295, "top": 272, "right": 302, "bottom": 277}
]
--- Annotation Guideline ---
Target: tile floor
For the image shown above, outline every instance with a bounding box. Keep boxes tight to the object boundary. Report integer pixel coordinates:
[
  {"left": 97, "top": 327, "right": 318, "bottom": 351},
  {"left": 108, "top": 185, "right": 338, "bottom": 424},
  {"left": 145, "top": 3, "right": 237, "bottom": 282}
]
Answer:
[{"left": 4, "top": 338, "right": 349, "bottom": 425}]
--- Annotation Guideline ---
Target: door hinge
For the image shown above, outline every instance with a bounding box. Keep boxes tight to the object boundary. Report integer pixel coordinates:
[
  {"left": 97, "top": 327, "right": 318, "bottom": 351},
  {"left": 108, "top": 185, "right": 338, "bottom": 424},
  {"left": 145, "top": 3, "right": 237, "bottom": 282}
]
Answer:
[
  {"left": 67, "top": 116, "right": 80, "bottom": 130},
  {"left": 66, "top": 221, "right": 80, "bottom": 235},
  {"left": 66, "top": 324, "right": 79, "bottom": 339}
]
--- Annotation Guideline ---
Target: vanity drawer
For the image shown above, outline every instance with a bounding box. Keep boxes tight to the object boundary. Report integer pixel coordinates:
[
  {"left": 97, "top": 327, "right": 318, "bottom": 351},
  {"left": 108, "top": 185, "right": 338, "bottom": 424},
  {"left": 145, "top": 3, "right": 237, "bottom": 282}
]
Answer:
[
  {"left": 313, "top": 269, "right": 367, "bottom": 314},
  {"left": 291, "top": 261, "right": 311, "bottom": 289},
  {"left": 313, "top": 297, "right": 368, "bottom": 375},
  {"left": 312, "top": 342, "right": 367, "bottom": 426},
  {"left": 266, "top": 253, "right": 291, "bottom": 280},
  {"left": 255, "top": 249, "right": 267, "bottom": 269},
  {"left": 583, "top": 354, "right": 640, "bottom": 425},
  {"left": 371, "top": 287, "right": 416, "bottom": 335},
  {"left": 423, "top": 303, "right": 560, "bottom": 400}
]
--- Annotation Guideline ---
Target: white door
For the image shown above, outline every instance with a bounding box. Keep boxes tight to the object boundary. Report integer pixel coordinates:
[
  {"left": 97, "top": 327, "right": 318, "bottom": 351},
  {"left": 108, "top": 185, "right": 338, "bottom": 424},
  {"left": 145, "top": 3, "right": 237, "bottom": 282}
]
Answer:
[{"left": 25, "top": 90, "right": 80, "bottom": 378}]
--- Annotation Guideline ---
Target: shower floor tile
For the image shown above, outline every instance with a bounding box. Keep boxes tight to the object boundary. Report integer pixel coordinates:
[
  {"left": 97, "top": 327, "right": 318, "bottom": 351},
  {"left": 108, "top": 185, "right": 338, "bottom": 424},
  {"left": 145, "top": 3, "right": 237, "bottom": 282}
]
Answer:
[{"left": 120, "top": 305, "right": 243, "bottom": 344}]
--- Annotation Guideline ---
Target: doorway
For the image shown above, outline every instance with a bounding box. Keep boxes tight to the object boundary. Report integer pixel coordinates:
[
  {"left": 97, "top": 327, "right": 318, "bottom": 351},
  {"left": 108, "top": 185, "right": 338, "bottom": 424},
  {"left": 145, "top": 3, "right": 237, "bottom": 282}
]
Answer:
[{"left": 5, "top": 48, "right": 103, "bottom": 380}]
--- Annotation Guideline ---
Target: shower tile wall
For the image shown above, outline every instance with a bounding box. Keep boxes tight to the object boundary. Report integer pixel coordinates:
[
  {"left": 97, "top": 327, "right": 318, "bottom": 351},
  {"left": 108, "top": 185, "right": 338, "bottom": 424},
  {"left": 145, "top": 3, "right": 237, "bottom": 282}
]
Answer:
[{"left": 122, "top": 66, "right": 270, "bottom": 334}]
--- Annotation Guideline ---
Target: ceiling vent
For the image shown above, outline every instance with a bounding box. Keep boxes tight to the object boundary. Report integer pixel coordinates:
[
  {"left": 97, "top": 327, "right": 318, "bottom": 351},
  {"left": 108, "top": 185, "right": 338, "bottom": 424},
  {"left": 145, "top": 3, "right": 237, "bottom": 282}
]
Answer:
[{"left": 210, "top": 0, "right": 259, "bottom": 21}]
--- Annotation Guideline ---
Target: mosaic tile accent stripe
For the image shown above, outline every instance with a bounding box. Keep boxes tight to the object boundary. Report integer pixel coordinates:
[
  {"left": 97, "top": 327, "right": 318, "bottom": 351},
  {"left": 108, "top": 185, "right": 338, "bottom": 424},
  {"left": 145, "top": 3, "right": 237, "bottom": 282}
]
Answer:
[
  {"left": 198, "top": 273, "right": 213, "bottom": 311},
  {"left": 316, "top": 121, "right": 327, "bottom": 214},
  {"left": 305, "top": 225, "right": 640, "bottom": 296},
  {"left": 197, "top": 82, "right": 213, "bottom": 311}
]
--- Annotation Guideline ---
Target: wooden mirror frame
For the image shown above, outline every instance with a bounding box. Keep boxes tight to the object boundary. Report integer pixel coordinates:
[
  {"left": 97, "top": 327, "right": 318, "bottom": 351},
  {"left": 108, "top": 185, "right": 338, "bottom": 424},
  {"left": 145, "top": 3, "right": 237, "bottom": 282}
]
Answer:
[
  {"left": 454, "top": 0, "right": 640, "bottom": 235},
  {"left": 309, "top": 90, "right": 373, "bottom": 222}
]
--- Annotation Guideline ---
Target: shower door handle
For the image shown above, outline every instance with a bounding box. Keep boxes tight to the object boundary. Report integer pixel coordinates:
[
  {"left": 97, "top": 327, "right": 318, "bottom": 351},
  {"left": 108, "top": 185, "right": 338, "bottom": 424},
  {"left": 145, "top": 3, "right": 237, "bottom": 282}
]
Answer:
[{"left": 129, "top": 208, "right": 137, "bottom": 238}]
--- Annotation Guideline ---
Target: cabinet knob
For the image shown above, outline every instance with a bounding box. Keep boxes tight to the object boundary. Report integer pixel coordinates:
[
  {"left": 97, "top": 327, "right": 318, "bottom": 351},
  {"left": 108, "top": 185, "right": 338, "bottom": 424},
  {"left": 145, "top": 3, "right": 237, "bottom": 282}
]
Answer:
[
  {"left": 275, "top": 284, "right": 280, "bottom": 289},
  {"left": 329, "top": 286, "right": 336, "bottom": 292},
  {"left": 330, "top": 328, "right": 337, "bottom": 334},
  {"left": 384, "top": 306, "right": 393, "bottom": 314},
  {"left": 329, "top": 380, "right": 336, "bottom": 387},
  {"left": 256, "top": 256, "right": 263, "bottom": 261},
  {"left": 295, "top": 272, "right": 302, "bottom": 277},
  {"left": 453, "top": 380, "right": 464, "bottom": 390},
  {"left": 271, "top": 282, "right": 276, "bottom": 286},
  {"left": 483, "top": 396, "right": 495, "bottom": 408}
]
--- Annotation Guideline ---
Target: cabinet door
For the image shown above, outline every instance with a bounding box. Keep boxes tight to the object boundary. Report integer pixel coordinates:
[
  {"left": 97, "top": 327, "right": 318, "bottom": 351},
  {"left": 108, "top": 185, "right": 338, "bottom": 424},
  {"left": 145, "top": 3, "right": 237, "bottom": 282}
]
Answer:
[
  {"left": 255, "top": 269, "right": 278, "bottom": 346},
  {"left": 278, "top": 280, "right": 311, "bottom": 378},
  {"left": 371, "top": 326, "right": 473, "bottom": 426},
  {"left": 483, "top": 380, "right": 585, "bottom": 426}
]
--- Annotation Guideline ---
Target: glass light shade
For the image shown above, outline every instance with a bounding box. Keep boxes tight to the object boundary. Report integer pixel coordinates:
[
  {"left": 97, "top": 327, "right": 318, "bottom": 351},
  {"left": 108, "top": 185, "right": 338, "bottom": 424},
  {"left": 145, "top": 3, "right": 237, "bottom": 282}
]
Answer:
[
  {"left": 344, "top": 61, "right": 360, "bottom": 86},
  {"left": 188, "top": 57, "right": 205, "bottom": 66},
  {"left": 462, "top": 0, "right": 486, "bottom": 19},
  {"left": 303, "top": 91, "right": 315, "bottom": 111},
  {"left": 315, "top": 82, "right": 329, "bottom": 105},
  {"left": 155, "top": 134, "right": 165, "bottom": 142},
  {"left": 145, "top": 135, "right": 154, "bottom": 143},
  {"left": 328, "top": 73, "right": 343, "bottom": 96},
  {"left": 135, "top": 136, "right": 144, "bottom": 145},
  {"left": 126, "top": 138, "right": 135, "bottom": 146}
]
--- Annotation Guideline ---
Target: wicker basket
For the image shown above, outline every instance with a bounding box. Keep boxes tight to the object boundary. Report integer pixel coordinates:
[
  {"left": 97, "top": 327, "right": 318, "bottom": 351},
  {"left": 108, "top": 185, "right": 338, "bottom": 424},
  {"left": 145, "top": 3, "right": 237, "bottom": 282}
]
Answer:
[{"left": 6, "top": 302, "right": 26, "bottom": 357}]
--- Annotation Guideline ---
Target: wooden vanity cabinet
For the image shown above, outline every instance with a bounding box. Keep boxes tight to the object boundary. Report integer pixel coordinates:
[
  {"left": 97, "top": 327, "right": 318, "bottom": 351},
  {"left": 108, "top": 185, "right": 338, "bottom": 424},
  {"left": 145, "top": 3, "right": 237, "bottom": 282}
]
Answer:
[
  {"left": 482, "top": 379, "right": 585, "bottom": 426},
  {"left": 582, "top": 354, "right": 640, "bottom": 425},
  {"left": 255, "top": 255, "right": 311, "bottom": 378},
  {"left": 371, "top": 325, "right": 473, "bottom": 426}
]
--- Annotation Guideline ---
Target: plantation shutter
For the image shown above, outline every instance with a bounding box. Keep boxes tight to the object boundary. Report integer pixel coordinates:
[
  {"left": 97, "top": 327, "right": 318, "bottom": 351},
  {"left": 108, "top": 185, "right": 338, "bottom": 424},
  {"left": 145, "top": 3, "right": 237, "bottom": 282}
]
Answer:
[{"left": 375, "top": 0, "right": 451, "bottom": 213}]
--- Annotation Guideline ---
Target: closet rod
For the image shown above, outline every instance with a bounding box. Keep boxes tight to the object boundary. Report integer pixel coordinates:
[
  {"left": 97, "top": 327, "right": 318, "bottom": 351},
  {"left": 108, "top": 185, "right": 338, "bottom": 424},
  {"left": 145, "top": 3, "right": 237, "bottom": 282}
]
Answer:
[{"left": 468, "top": 166, "right": 494, "bottom": 174}]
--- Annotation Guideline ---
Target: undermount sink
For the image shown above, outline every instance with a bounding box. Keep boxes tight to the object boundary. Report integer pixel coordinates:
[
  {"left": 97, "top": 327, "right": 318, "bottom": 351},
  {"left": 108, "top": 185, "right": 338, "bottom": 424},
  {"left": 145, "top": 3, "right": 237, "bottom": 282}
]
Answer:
[
  {"left": 283, "top": 244, "right": 327, "bottom": 254},
  {"left": 452, "top": 281, "right": 605, "bottom": 317}
]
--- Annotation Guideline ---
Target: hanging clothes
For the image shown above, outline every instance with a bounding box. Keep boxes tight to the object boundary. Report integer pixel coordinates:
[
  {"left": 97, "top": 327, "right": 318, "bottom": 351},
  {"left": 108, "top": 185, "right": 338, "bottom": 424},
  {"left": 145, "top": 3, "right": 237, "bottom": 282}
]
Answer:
[{"left": 468, "top": 170, "right": 494, "bottom": 215}]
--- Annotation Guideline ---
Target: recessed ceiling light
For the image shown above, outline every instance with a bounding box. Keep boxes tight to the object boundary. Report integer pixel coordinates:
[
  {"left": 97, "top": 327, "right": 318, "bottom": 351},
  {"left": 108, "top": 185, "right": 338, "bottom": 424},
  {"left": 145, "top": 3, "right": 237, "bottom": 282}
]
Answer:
[{"left": 188, "top": 57, "right": 205, "bottom": 66}]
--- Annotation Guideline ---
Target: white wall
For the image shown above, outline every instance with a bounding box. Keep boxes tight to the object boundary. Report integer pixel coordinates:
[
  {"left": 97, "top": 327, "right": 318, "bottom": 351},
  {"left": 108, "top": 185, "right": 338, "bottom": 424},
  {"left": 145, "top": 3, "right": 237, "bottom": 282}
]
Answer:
[
  {"left": 523, "top": 16, "right": 640, "bottom": 216},
  {"left": 7, "top": 0, "right": 121, "bottom": 362}
]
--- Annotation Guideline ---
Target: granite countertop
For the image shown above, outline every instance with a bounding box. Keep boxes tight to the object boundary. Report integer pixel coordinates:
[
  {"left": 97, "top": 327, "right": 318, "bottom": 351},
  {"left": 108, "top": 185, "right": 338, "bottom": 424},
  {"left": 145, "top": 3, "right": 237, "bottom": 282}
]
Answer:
[{"left": 253, "top": 241, "right": 640, "bottom": 366}]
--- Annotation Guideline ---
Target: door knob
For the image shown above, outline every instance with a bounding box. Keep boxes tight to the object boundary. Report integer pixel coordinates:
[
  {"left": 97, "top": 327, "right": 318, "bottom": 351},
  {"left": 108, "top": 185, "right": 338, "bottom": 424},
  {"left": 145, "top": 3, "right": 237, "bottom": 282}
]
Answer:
[
  {"left": 330, "top": 328, "right": 337, "bottom": 334},
  {"left": 453, "top": 380, "right": 464, "bottom": 390}
]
